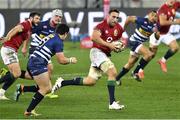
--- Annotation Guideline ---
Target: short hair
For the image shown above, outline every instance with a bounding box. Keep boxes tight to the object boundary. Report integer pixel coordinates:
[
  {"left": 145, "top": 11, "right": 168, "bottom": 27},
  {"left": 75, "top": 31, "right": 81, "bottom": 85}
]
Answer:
[
  {"left": 55, "top": 24, "right": 69, "bottom": 35},
  {"left": 109, "top": 9, "right": 119, "bottom": 14},
  {"left": 29, "top": 12, "right": 41, "bottom": 18},
  {"left": 150, "top": 10, "right": 157, "bottom": 13}
]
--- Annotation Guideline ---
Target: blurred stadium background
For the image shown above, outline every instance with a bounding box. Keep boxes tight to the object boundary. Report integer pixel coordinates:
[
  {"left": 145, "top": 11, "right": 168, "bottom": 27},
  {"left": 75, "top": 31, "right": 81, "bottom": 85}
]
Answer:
[
  {"left": 0, "top": 0, "right": 166, "bottom": 8},
  {"left": 1, "top": 0, "right": 180, "bottom": 119}
]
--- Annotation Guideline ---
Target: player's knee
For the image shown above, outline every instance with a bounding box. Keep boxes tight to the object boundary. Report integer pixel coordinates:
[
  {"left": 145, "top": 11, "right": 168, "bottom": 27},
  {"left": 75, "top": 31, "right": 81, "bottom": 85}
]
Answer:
[
  {"left": 171, "top": 46, "right": 179, "bottom": 53},
  {"left": 12, "top": 70, "right": 21, "bottom": 78},
  {"left": 145, "top": 53, "right": 153, "bottom": 61},
  {"left": 83, "top": 77, "right": 96, "bottom": 86},
  {"left": 126, "top": 62, "right": 134, "bottom": 69},
  {"left": 44, "top": 86, "right": 52, "bottom": 94}
]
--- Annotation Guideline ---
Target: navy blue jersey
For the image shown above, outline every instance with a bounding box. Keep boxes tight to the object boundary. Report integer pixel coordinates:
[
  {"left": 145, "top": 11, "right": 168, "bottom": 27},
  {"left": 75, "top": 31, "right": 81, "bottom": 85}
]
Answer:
[
  {"left": 31, "top": 33, "right": 63, "bottom": 64},
  {"left": 28, "top": 33, "right": 63, "bottom": 76},
  {"left": 31, "top": 19, "right": 56, "bottom": 47},
  {"left": 130, "top": 17, "right": 156, "bottom": 43}
]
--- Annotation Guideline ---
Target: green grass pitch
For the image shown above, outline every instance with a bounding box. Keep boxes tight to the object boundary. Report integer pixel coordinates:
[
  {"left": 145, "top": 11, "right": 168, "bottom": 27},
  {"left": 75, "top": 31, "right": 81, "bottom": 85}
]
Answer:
[{"left": 0, "top": 41, "right": 180, "bottom": 119}]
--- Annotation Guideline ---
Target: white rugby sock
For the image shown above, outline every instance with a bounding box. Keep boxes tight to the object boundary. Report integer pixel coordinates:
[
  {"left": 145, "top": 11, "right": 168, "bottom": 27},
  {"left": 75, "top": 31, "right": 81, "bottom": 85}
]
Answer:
[
  {"left": 161, "top": 57, "right": 166, "bottom": 63},
  {"left": 0, "top": 88, "right": 5, "bottom": 96}
]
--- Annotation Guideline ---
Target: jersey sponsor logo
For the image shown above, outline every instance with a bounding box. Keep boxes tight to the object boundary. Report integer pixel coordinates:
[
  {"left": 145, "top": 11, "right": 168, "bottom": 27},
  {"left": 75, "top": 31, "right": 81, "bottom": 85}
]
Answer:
[
  {"left": 43, "top": 25, "right": 47, "bottom": 29},
  {"left": 49, "top": 30, "right": 54, "bottom": 33},
  {"left": 114, "top": 29, "right": 118, "bottom": 36},
  {"left": 106, "top": 37, "right": 113, "bottom": 43}
]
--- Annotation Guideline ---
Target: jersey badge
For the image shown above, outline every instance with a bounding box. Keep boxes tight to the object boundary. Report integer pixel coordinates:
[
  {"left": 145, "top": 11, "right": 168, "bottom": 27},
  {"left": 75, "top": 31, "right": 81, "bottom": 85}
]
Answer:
[
  {"left": 105, "top": 30, "right": 108, "bottom": 34},
  {"left": 114, "top": 29, "right": 118, "bottom": 36}
]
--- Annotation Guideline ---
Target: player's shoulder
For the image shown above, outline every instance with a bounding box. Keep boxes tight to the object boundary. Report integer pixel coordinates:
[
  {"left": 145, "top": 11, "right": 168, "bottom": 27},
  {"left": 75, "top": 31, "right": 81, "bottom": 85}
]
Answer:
[
  {"left": 115, "top": 23, "right": 124, "bottom": 31},
  {"left": 20, "top": 20, "right": 31, "bottom": 29}
]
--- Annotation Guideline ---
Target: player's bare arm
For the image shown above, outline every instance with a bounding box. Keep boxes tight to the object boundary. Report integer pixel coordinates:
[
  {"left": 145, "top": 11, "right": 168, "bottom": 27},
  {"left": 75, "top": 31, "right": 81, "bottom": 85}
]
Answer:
[
  {"left": 124, "top": 16, "right": 137, "bottom": 28},
  {"left": 21, "top": 39, "right": 28, "bottom": 57},
  {"left": 159, "top": 14, "right": 180, "bottom": 26},
  {"left": 56, "top": 52, "right": 77, "bottom": 65},
  {"left": 4, "top": 24, "right": 24, "bottom": 42},
  {"left": 91, "top": 29, "right": 117, "bottom": 50}
]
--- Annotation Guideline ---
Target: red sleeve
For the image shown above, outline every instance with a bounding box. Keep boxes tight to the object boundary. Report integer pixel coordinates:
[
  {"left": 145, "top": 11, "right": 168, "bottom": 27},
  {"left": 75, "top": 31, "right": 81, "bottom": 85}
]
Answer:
[
  {"left": 158, "top": 5, "right": 167, "bottom": 16},
  {"left": 93, "top": 21, "right": 104, "bottom": 34},
  {"left": 20, "top": 21, "right": 31, "bottom": 32},
  {"left": 174, "top": 2, "right": 180, "bottom": 9}
]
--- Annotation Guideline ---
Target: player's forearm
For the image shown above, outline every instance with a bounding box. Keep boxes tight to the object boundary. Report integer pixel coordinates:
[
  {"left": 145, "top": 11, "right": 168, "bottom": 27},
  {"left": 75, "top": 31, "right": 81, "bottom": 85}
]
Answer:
[
  {"left": 92, "top": 38, "right": 110, "bottom": 48},
  {"left": 22, "top": 39, "right": 28, "bottom": 50}
]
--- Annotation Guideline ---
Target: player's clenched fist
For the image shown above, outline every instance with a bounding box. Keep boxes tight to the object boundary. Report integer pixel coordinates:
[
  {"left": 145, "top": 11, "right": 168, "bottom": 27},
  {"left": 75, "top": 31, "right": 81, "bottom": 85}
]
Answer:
[{"left": 69, "top": 57, "right": 77, "bottom": 64}]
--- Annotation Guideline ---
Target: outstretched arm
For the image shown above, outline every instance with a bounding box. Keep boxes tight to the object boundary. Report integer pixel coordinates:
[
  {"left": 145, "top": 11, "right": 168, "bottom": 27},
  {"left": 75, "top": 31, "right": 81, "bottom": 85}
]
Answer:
[{"left": 56, "top": 52, "right": 77, "bottom": 65}]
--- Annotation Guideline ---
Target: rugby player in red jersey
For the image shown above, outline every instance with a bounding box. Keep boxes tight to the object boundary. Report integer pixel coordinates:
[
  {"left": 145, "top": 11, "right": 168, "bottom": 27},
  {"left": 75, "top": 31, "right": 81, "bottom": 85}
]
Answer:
[
  {"left": 0, "top": 12, "right": 41, "bottom": 100},
  {"left": 51, "top": 9, "right": 125, "bottom": 110},
  {"left": 149, "top": 0, "right": 180, "bottom": 73}
]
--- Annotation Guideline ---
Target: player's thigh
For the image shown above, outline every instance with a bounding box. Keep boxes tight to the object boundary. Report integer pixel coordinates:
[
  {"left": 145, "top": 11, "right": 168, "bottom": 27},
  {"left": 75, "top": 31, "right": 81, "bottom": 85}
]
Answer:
[
  {"left": 33, "top": 72, "right": 51, "bottom": 95},
  {"left": 7, "top": 63, "right": 21, "bottom": 78},
  {"left": 88, "top": 66, "right": 102, "bottom": 81},
  {"left": 161, "top": 33, "right": 176, "bottom": 45},
  {"left": 1, "top": 46, "right": 19, "bottom": 65},
  {"left": 90, "top": 48, "right": 109, "bottom": 68},
  {"left": 100, "top": 59, "right": 117, "bottom": 79},
  {"left": 168, "top": 40, "right": 179, "bottom": 50},
  {"left": 124, "top": 54, "right": 139, "bottom": 69},
  {"left": 138, "top": 45, "right": 152, "bottom": 58}
]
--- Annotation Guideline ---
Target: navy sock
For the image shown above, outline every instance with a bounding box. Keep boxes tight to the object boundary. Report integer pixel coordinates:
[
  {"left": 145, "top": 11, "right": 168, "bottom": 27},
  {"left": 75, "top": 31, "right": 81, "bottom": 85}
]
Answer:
[
  {"left": 2, "top": 72, "right": 16, "bottom": 90},
  {"left": 19, "top": 70, "right": 26, "bottom": 79},
  {"left": 164, "top": 49, "right": 176, "bottom": 60},
  {"left": 61, "top": 77, "right": 83, "bottom": 87},
  {"left": 0, "top": 71, "right": 10, "bottom": 84},
  {"left": 107, "top": 80, "right": 116, "bottom": 105},
  {"left": 134, "top": 58, "right": 148, "bottom": 74},
  {"left": 27, "top": 91, "right": 44, "bottom": 112},
  {"left": 116, "top": 67, "right": 129, "bottom": 81},
  {"left": 23, "top": 85, "right": 39, "bottom": 92}
]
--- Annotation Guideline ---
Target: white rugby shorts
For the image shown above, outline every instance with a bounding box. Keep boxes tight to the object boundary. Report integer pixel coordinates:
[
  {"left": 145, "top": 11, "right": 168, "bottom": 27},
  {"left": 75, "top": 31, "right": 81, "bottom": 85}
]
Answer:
[{"left": 1, "top": 46, "right": 19, "bottom": 65}]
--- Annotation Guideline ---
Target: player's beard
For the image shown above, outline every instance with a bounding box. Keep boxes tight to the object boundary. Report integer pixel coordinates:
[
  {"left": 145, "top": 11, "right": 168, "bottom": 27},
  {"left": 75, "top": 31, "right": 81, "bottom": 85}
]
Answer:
[{"left": 32, "top": 22, "right": 38, "bottom": 26}]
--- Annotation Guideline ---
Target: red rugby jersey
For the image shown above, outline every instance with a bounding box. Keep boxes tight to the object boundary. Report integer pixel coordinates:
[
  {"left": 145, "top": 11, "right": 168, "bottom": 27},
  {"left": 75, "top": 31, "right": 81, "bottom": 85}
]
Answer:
[
  {"left": 157, "top": 2, "right": 180, "bottom": 34},
  {"left": 92, "top": 19, "right": 124, "bottom": 56},
  {"left": 4, "top": 20, "right": 31, "bottom": 52}
]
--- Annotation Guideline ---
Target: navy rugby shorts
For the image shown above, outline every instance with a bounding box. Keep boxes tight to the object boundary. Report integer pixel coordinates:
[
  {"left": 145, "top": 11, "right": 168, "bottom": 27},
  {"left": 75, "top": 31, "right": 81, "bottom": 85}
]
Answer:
[{"left": 27, "top": 56, "right": 48, "bottom": 76}]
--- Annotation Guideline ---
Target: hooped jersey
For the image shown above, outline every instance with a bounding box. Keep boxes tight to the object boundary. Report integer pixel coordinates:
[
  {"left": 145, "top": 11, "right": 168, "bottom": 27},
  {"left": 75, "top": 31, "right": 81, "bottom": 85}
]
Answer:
[
  {"left": 92, "top": 19, "right": 124, "bottom": 56},
  {"left": 31, "top": 33, "right": 63, "bottom": 64},
  {"left": 130, "top": 17, "right": 157, "bottom": 43},
  {"left": 31, "top": 19, "right": 56, "bottom": 47}
]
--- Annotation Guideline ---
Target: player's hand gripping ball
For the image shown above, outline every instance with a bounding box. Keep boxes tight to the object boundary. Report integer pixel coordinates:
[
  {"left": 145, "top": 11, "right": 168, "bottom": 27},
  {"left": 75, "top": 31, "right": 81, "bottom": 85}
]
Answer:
[{"left": 112, "top": 40, "right": 125, "bottom": 53}]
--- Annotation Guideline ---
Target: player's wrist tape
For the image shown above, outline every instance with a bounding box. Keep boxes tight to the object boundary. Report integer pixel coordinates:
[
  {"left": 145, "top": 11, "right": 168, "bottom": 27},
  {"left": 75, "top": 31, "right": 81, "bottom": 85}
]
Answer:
[{"left": 69, "top": 57, "right": 73, "bottom": 63}]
